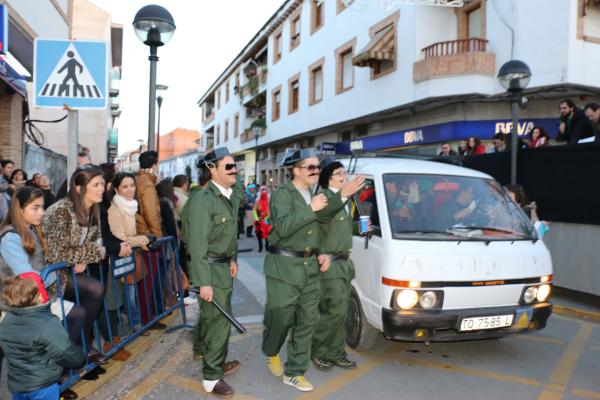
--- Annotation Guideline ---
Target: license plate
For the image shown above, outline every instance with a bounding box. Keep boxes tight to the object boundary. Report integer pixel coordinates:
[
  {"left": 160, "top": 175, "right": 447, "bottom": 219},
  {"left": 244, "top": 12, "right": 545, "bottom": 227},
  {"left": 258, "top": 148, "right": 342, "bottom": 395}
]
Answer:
[{"left": 460, "top": 314, "right": 514, "bottom": 331}]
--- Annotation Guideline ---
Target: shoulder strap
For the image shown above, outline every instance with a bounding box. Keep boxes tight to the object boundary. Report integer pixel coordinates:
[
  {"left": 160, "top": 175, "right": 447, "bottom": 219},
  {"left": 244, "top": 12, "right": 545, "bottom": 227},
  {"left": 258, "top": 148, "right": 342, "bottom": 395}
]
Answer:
[{"left": 0, "top": 228, "right": 17, "bottom": 242}]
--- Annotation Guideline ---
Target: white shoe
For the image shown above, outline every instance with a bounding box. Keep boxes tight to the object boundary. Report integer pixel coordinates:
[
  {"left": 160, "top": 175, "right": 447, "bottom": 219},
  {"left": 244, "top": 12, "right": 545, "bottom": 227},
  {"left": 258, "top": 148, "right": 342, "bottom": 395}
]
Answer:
[{"left": 283, "top": 375, "right": 314, "bottom": 392}]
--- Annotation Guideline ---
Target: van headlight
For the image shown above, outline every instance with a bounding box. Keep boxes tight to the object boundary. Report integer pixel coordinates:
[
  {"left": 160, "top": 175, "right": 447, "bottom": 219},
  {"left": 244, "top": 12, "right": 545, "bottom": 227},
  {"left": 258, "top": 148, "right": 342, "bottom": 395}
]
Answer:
[
  {"left": 419, "top": 291, "right": 438, "bottom": 310},
  {"left": 396, "top": 290, "right": 419, "bottom": 309},
  {"left": 536, "top": 284, "right": 551, "bottom": 302},
  {"left": 523, "top": 286, "right": 538, "bottom": 304}
]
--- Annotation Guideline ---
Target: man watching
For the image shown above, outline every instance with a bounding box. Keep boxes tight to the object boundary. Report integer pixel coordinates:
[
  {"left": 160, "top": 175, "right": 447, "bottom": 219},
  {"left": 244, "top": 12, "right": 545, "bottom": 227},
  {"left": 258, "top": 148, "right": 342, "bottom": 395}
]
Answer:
[
  {"left": 438, "top": 142, "right": 458, "bottom": 156},
  {"left": 557, "top": 98, "right": 594, "bottom": 144}
]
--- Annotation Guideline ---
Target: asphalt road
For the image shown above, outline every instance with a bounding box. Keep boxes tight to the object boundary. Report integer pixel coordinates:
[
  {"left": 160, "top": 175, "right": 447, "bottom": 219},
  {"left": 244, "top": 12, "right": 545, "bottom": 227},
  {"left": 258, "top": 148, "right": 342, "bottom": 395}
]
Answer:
[{"left": 84, "top": 237, "right": 600, "bottom": 400}]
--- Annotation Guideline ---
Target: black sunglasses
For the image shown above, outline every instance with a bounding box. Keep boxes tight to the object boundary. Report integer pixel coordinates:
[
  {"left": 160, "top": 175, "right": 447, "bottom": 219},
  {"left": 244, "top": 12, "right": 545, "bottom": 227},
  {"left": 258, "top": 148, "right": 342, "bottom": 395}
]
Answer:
[
  {"left": 299, "top": 164, "right": 320, "bottom": 172},
  {"left": 225, "top": 163, "right": 237, "bottom": 171}
]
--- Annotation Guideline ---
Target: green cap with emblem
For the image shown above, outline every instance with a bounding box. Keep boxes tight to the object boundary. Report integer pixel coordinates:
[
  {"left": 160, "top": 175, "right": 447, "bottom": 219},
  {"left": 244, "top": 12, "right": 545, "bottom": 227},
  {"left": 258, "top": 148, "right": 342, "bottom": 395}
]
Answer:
[
  {"left": 280, "top": 148, "right": 318, "bottom": 167},
  {"left": 198, "top": 147, "right": 231, "bottom": 168}
]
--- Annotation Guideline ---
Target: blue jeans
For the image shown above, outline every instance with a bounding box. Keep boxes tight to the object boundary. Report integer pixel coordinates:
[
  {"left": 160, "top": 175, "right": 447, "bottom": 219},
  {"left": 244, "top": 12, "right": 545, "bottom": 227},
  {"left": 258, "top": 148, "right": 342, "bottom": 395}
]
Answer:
[{"left": 13, "top": 383, "right": 59, "bottom": 400}]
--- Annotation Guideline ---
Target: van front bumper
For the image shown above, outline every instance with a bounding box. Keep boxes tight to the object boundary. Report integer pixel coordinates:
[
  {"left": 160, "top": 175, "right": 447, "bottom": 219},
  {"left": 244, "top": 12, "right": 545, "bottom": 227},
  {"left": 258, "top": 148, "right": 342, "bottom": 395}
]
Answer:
[{"left": 381, "top": 302, "right": 552, "bottom": 342}]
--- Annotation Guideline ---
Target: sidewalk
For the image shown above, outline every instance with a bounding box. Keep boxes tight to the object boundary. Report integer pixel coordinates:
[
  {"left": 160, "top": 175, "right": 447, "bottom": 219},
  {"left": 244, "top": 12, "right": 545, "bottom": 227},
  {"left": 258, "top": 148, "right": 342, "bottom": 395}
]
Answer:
[{"left": 551, "top": 286, "right": 600, "bottom": 322}]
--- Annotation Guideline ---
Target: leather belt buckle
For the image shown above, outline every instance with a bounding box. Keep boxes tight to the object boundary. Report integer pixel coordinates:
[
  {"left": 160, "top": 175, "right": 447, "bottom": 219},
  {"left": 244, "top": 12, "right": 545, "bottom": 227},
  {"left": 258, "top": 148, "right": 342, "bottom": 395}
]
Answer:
[{"left": 304, "top": 247, "right": 312, "bottom": 261}]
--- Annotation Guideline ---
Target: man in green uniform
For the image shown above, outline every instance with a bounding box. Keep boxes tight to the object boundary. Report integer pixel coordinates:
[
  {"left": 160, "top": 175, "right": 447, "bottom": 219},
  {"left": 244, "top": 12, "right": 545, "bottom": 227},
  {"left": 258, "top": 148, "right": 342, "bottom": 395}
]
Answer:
[
  {"left": 182, "top": 147, "right": 243, "bottom": 398},
  {"left": 262, "top": 149, "right": 364, "bottom": 392},
  {"left": 312, "top": 158, "right": 365, "bottom": 370}
]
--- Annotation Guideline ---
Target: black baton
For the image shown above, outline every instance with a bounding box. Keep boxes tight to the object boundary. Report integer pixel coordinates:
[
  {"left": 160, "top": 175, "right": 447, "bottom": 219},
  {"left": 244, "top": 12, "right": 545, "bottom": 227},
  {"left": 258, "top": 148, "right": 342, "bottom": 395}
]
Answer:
[{"left": 189, "top": 288, "right": 247, "bottom": 334}]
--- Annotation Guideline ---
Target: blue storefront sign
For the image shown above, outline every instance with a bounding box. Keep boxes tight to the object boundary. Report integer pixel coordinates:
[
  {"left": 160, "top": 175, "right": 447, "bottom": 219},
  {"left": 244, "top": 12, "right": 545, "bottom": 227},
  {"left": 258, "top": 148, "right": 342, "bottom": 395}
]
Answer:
[
  {"left": 0, "top": 5, "right": 7, "bottom": 55},
  {"left": 336, "top": 118, "right": 559, "bottom": 154}
]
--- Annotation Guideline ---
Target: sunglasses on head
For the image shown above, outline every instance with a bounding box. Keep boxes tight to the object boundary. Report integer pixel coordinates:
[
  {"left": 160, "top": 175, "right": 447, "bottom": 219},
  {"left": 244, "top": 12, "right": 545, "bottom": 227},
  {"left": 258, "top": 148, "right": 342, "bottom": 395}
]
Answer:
[
  {"left": 299, "top": 164, "right": 320, "bottom": 172},
  {"left": 224, "top": 163, "right": 237, "bottom": 171}
]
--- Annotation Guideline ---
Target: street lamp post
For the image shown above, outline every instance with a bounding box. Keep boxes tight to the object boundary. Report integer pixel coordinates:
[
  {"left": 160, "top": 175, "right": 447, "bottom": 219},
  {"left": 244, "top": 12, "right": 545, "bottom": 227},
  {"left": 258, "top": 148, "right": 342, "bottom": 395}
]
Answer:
[
  {"left": 133, "top": 5, "right": 176, "bottom": 152},
  {"left": 252, "top": 125, "right": 261, "bottom": 184},
  {"left": 497, "top": 59, "right": 531, "bottom": 185},
  {"left": 155, "top": 84, "right": 168, "bottom": 159}
]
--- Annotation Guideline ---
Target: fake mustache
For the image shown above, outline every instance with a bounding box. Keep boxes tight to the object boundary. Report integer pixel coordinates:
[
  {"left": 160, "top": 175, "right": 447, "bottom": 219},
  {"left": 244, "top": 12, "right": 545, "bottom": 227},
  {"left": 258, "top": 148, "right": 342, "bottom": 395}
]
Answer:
[
  {"left": 227, "top": 172, "right": 237, "bottom": 176},
  {"left": 309, "top": 172, "right": 320, "bottom": 177}
]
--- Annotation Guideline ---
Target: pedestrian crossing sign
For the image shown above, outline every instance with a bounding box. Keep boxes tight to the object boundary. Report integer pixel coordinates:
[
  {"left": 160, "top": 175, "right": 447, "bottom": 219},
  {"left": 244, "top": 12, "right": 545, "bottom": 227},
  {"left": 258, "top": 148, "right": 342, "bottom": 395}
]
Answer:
[{"left": 33, "top": 39, "right": 108, "bottom": 109}]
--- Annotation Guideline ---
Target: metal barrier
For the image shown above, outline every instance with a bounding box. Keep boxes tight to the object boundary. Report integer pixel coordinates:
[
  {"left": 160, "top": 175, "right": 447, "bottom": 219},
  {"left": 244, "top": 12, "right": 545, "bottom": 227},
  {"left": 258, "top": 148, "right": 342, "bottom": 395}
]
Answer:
[{"left": 40, "top": 236, "right": 191, "bottom": 392}]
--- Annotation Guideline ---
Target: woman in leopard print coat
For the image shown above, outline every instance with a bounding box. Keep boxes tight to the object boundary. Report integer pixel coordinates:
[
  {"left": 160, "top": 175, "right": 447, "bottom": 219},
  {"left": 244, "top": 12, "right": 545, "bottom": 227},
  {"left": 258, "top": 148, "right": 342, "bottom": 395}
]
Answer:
[{"left": 42, "top": 166, "right": 108, "bottom": 365}]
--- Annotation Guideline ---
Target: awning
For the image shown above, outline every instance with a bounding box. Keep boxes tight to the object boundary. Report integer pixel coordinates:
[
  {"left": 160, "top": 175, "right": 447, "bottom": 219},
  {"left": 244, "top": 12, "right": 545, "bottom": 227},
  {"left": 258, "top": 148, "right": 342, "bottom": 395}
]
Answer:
[
  {"left": 0, "top": 56, "right": 26, "bottom": 97},
  {"left": 352, "top": 24, "right": 395, "bottom": 68}
]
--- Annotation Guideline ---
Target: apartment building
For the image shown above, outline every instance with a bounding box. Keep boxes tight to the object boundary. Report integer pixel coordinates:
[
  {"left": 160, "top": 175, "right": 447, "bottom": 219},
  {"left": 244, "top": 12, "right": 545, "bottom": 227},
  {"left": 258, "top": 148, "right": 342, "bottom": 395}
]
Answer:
[{"left": 197, "top": 0, "right": 600, "bottom": 187}]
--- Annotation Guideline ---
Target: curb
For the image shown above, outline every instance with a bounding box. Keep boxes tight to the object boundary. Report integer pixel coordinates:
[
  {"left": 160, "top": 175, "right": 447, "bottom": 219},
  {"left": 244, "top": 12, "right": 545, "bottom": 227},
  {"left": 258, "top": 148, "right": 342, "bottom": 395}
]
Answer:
[
  {"left": 553, "top": 304, "right": 600, "bottom": 323},
  {"left": 70, "top": 311, "right": 179, "bottom": 399}
]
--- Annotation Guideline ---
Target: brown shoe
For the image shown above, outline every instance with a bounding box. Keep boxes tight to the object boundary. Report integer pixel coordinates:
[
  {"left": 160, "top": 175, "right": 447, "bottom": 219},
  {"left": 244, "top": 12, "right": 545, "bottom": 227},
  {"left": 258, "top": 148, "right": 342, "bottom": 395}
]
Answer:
[
  {"left": 211, "top": 379, "right": 234, "bottom": 398},
  {"left": 193, "top": 353, "right": 203, "bottom": 361},
  {"left": 102, "top": 337, "right": 132, "bottom": 361},
  {"left": 223, "top": 360, "right": 240, "bottom": 376}
]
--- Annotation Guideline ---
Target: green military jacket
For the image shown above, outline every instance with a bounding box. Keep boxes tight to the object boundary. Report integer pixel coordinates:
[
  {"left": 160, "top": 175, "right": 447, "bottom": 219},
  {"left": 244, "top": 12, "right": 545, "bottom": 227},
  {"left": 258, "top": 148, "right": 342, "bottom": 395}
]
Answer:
[
  {"left": 182, "top": 180, "right": 243, "bottom": 288},
  {"left": 265, "top": 181, "right": 343, "bottom": 286},
  {"left": 316, "top": 188, "right": 355, "bottom": 281}
]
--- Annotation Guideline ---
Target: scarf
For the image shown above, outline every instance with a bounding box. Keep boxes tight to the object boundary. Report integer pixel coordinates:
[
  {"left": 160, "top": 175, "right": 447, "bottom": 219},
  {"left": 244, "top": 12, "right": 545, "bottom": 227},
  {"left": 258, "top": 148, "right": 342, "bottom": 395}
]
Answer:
[{"left": 113, "top": 194, "right": 139, "bottom": 216}]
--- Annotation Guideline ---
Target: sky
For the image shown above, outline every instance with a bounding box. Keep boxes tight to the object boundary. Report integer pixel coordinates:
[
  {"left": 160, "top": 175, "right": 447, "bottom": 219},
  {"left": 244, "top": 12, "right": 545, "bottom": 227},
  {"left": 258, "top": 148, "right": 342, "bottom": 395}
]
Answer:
[{"left": 89, "top": 0, "right": 285, "bottom": 154}]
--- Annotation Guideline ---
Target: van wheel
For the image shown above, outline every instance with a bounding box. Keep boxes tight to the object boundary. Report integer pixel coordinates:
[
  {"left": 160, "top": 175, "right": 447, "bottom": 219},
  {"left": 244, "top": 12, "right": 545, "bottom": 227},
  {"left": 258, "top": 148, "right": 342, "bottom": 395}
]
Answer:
[{"left": 346, "top": 288, "right": 378, "bottom": 350}]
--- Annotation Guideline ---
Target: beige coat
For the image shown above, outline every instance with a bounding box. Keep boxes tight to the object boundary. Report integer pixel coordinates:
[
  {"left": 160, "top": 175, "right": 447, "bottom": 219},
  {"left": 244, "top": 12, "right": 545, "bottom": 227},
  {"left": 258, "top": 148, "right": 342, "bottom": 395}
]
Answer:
[{"left": 108, "top": 201, "right": 150, "bottom": 284}]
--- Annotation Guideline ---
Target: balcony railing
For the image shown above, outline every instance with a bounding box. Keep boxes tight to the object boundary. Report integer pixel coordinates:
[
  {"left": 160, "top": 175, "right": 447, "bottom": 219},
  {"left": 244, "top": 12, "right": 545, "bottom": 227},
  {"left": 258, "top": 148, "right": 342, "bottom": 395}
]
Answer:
[
  {"left": 421, "top": 38, "right": 488, "bottom": 59},
  {"left": 413, "top": 37, "right": 494, "bottom": 83}
]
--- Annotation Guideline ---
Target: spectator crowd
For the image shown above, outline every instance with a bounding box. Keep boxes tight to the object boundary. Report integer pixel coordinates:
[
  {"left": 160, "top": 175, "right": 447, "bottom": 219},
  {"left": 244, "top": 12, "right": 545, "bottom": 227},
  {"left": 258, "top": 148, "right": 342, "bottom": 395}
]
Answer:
[{"left": 438, "top": 98, "right": 600, "bottom": 157}]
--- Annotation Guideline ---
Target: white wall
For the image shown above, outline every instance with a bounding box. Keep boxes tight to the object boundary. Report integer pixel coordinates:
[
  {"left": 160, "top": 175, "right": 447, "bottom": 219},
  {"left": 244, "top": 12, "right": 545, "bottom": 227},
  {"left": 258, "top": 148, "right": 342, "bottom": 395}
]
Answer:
[
  {"left": 200, "top": 0, "right": 600, "bottom": 154},
  {"left": 7, "top": 0, "right": 69, "bottom": 38}
]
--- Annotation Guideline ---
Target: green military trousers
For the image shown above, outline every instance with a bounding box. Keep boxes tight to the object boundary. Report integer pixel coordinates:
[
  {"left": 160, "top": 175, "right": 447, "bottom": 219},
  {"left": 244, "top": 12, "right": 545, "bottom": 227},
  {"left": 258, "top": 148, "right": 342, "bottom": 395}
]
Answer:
[
  {"left": 312, "top": 277, "right": 352, "bottom": 361},
  {"left": 196, "top": 286, "right": 233, "bottom": 381},
  {"left": 262, "top": 275, "right": 320, "bottom": 377}
]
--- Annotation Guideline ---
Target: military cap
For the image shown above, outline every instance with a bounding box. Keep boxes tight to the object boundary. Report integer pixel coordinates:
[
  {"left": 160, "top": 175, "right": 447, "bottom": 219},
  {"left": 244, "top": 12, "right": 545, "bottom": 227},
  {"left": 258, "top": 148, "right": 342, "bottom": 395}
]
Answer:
[
  {"left": 198, "top": 147, "right": 231, "bottom": 168},
  {"left": 280, "top": 148, "right": 318, "bottom": 167}
]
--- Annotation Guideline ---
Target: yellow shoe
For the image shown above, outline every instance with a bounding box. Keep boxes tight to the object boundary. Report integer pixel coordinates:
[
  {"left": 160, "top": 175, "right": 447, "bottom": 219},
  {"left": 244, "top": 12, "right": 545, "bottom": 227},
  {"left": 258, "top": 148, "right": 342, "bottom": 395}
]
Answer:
[
  {"left": 283, "top": 375, "right": 314, "bottom": 392},
  {"left": 266, "top": 354, "right": 283, "bottom": 377}
]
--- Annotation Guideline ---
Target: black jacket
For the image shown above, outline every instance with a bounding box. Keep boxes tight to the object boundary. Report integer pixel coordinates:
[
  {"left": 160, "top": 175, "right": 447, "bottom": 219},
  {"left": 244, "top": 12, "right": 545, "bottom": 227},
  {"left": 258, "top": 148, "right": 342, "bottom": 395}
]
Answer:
[
  {"left": 0, "top": 303, "right": 85, "bottom": 393},
  {"left": 557, "top": 108, "right": 594, "bottom": 144}
]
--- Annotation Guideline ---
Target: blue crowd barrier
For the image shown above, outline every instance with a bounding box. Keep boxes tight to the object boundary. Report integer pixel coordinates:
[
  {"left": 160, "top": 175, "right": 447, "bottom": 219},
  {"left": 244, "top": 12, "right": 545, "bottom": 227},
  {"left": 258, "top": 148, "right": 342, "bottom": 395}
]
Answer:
[{"left": 40, "top": 236, "right": 191, "bottom": 392}]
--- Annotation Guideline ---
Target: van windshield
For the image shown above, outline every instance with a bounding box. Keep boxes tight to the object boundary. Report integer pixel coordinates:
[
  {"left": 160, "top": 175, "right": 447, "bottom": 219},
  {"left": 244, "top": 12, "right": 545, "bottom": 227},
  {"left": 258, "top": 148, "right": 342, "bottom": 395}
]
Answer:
[{"left": 382, "top": 174, "right": 537, "bottom": 241}]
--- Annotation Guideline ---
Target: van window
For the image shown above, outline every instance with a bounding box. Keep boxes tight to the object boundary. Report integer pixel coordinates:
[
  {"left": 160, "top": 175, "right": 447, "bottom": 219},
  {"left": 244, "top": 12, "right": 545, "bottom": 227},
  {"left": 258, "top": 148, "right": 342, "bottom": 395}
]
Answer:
[
  {"left": 353, "top": 178, "right": 381, "bottom": 237},
  {"left": 383, "top": 174, "right": 536, "bottom": 241}
]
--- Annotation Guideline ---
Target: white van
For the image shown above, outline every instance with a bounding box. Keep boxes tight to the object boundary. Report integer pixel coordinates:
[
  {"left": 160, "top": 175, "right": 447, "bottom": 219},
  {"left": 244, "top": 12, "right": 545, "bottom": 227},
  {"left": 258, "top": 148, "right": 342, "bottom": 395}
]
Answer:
[{"left": 343, "top": 157, "right": 553, "bottom": 349}]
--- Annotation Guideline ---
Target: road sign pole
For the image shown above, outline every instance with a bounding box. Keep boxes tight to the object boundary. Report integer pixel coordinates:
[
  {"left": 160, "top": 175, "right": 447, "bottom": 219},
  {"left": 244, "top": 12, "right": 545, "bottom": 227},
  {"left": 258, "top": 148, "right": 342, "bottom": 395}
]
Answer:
[
  {"left": 67, "top": 109, "right": 79, "bottom": 179},
  {"left": 147, "top": 46, "right": 158, "bottom": 151}
]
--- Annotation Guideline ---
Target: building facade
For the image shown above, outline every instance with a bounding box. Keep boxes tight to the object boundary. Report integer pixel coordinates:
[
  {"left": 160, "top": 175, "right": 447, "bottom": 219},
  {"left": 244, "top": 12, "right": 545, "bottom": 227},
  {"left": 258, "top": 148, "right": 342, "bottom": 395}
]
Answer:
[
  {"left": 157, "top": 128, "right": 200, "bottom": 183},
  {"left": 0, "top": 0, "right": 122, "bottom": 173},
  {"left": 197, "top": 0, "right": 600, "bottom": 187},
  {"left": 0, "top": 0, "right": 69, "bottom": 166}
]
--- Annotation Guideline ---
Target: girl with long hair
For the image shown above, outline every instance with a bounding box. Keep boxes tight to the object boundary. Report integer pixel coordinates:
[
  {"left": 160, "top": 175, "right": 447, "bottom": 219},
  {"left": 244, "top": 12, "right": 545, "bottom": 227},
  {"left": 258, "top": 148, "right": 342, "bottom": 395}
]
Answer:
[
  {"left": 467, "top": 136, "right": 486, "bottom": 155},
  {"left": 0, "top": 186, "right": 84, "bottom": 400},
  {"left": 42, "top": 166, "right": 108, "bottom": 366}
]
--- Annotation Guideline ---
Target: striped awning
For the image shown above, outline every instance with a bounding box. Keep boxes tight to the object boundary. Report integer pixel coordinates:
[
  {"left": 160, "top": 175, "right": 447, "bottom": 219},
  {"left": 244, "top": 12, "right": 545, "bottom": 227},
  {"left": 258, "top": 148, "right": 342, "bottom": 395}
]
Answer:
[{"left": 352, "top": 24, "right": 395, "bottom": 68}]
